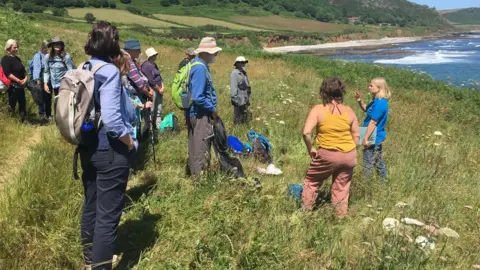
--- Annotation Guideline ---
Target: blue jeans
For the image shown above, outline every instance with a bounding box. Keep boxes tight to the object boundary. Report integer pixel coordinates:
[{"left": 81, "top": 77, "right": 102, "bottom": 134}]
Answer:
[
  {"left": 363, "top": 144, "right": 387, "bottom": 180},
  {"left": 80, "top": 142, "right": 133, "bottom": 269}
]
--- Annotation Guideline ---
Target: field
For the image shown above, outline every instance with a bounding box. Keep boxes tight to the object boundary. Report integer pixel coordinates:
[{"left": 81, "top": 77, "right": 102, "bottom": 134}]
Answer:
[
  {"left": 231, "top": 15, "right": 348, "bottom": 32},
  {"left": 0, "top": 11, "right": 479, "bottom": 270},
  {"left": 67, "top": 8, "right": 181, "bottom": 28},
  {"left": 153, "top": 14, "right": 262, "bottom": 31}
]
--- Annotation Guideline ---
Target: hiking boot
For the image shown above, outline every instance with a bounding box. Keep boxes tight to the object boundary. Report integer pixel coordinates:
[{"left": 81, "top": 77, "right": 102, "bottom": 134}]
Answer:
[{"left": 83, "top": 255, "right": 119, "bottom": 270}]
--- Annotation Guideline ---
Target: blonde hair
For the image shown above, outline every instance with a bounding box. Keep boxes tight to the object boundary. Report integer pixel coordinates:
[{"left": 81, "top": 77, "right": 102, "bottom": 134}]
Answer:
[
  {"left": 372, "top": 78, "right": 391, "bottom": 99},
  {"left": 4, "top": 39, "right": 17, "bottom": 53},
  {"left": 40, "top": 40, "right": 49, "bottom": 51},
  {"left": 112, "top": 49, "right": 131, "bottom": 76}
]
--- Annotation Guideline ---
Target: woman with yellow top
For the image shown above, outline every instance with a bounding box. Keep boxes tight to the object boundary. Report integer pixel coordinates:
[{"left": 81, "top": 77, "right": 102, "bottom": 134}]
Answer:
[{"left": 302, "top": 77, "right": 360, "bottom": 216}]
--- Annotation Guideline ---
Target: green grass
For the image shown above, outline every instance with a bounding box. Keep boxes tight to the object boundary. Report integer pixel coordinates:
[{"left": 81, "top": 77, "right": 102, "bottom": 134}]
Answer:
[
  {"left": 67, "top": 8, "right": 182, "bottom": 28},
  {"left": 153, "top": 14, "right": 263, "bottom": 31},
  {"left": 0, "top": 12, "right": 479, "bottom": 269}
]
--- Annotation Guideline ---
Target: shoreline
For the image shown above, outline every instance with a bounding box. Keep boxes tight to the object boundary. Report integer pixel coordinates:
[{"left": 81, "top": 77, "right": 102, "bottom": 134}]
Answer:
[
  {"left": 263, "top": 37, "right": 424, "bottom": 54},
  {"left": 263, "top": 33, "right": 474, "bottom": 55}
]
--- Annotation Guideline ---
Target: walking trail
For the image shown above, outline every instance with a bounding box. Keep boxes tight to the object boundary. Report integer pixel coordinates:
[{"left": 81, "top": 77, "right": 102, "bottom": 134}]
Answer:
[{"left": 0, "top": 126, "right": 44, "bottom": 191}]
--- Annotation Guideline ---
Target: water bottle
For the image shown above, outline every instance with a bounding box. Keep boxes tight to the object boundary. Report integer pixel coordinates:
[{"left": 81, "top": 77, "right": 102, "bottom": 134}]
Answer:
[{"left": 81, "top": 122, "right": 93, "bottom": 132}]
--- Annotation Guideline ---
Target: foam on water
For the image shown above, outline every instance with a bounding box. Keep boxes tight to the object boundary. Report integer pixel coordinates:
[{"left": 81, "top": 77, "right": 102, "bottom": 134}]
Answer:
[{"left": 374, "top": 51, "right": 471, "bottom": 65}]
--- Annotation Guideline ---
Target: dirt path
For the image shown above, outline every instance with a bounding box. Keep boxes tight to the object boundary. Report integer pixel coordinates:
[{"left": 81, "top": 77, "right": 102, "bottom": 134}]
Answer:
[{"left": 0, "top": 127, "right": 43, "bottom": 191}]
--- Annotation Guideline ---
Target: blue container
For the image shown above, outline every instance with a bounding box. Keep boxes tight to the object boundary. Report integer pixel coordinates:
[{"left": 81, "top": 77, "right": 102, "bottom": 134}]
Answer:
[
  {"left": 287, "top": 184, "right": 303, "bottom": 201},
  {"left": 228, "top": 136, "right": 245, "bottom": 153}
]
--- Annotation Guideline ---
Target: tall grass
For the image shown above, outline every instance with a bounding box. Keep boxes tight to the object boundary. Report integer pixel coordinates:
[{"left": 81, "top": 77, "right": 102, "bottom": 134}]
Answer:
[{"left": 0, "top": 12, "right": 479, "bottom": 269}]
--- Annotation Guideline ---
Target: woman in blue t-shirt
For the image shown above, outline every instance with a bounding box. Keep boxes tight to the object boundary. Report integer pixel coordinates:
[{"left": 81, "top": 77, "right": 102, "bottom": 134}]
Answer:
[{"left": 355, "top": 78, "right": 391, "bottom": 180}]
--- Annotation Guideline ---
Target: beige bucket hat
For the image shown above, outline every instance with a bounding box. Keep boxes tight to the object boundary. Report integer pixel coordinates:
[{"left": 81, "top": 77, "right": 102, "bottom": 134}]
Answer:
[
  {"left": 194, "top": 37, "right": 222, "bottom": 55},
  {"left": 145, "top": 47, "right": 158, "bottom": 59}
]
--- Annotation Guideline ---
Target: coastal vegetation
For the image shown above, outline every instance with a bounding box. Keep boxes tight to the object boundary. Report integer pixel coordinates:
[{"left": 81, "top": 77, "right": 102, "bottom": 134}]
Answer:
[
  {"left": 443, "top": 8, "right": 480, "bottom": 25},
  {"left": 0, "top": 11, "right": 479, "bottom": 269}
]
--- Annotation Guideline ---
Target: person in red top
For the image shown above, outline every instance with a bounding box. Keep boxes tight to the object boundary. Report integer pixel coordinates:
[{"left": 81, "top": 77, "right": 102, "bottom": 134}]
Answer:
[{"left": 1, "top": 39, "right": 27, "bottom": 122}]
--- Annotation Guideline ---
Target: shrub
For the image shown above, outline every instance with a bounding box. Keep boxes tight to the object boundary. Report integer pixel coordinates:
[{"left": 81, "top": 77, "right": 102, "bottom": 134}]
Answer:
[
  {"left": 109, "top": 1, "right": 116, "bottom": 8},
  {"left": 84, "top": 12, "right": 96, "bottom": 24},
  {"left": 168, "top": 27, "right": 205, "bottom": 40},
  {"left": 52, "top": 7, "right": 67, "bottom": 17},
  {"left": 120, "top": 0, "right": 131, "bottom": 3},
  {"left": 160, "top": 0, "right": 170, "bottom": 7}
]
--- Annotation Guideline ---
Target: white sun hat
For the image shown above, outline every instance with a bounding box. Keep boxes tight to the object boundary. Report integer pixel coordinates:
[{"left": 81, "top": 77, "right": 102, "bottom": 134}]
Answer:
[
  {"left": 145, "top": 47, "right": 158, "bottom": 59},
  {"left": 235, "top": 56, "right": 248, "bottom": 63},
  {"left": 194, "top": 37, "right": 222, "bottom": 55}
]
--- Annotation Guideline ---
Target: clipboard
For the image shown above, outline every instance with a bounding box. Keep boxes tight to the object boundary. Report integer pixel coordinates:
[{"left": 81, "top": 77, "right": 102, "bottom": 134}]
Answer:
[{"left": 358, "top": 127, "right": 377, "bottom": 145}]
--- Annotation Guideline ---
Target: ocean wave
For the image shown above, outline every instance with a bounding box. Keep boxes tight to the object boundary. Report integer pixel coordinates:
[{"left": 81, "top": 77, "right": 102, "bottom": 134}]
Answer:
[
  {"left": 373, "top": 51, "right": 471, "bottom": 65},
  {"left": 438, "top": 45, "right": 461, "bottom": 48}
]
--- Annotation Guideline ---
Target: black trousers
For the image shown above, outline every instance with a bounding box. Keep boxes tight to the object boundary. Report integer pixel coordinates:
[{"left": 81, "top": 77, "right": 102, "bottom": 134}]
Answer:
[
  {"left": 234, "top": 105, "right": 248, "bottom": 125},
  {"left": 80, "top": 143, "right": 132, "bottom": 269},
  {"left": 7, "top": 86, "right": 27, "bottom": 121}
]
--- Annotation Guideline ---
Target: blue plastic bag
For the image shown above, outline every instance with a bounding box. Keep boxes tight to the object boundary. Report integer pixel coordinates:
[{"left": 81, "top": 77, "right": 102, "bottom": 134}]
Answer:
[{"left": 287, "top": 184, "right": 303, "bottom": 201}]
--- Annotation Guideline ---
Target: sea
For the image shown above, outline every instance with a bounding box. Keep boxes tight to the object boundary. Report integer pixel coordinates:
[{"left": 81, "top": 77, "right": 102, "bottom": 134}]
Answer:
[{"left": 328, "top": 34, "right": 480, "bottom": 89}]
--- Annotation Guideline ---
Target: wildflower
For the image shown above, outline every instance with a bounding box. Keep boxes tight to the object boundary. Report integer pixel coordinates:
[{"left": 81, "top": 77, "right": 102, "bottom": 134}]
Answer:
[
  {"left": 282, "top": 101, "right": 287, "bottom": 104},
  {"left": 278, "top": 121, "right": 285, "bottom": 125},
  {"left": 275, "top": 113, "right": 280, "bottom": 117},
  {"left": 382, "top": 218, "right": 400, "bottom": 231},
  {"left": 395, "top": 202, "right": 408, "bottom": 208},
  {"left": 434, "top": 143, "right": 441, "bottom": 146},
  {"left": 255, "top": 118, "right": 261, "bottom": 121},
  {"left": 434, "top": 131, "right": 443, "bottom": 136}
]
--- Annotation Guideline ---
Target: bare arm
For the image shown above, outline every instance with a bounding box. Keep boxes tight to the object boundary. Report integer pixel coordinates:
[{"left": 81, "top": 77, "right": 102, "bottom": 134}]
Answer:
[
  {"left": 7, "top": 74, "right": 22, "bottom": 84},
  {"left": 350, "top": 108, "right": 360, "bottom": 144},
  {"left": 357, "top": 100, "right": 367, "bottom": 112},
  {"left": 303, "top": 106, "right": 319, "bottom": 159},
  {"left": 355, "top": 91, "right": 367, "bottom": 112},
  {"left": 363, "top": 119, "right": 378, "bottom": 146}
]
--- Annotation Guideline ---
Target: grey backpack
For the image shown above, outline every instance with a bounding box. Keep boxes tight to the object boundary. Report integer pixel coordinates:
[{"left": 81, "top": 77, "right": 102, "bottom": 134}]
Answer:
[{"left": 55, "top": 62, "right": 107, "bottom": 145}]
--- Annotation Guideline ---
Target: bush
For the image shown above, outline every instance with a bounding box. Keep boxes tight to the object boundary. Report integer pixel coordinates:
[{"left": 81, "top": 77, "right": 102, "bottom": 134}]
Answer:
[
  {"left": 21, "top": 3, "right": 46, "bottom": 13},
  {"left": 126, "top": 6, "right": 152, "bottom": 17},
  {"left": 160, "top": 0, "right": 170, "bottom": 7},
  {"left": 120, "top": 0, "right": 131, "bottom": 3},
  {"left": 52, "top": 7, "right": 67, "bottom": 17},
  {"left": 168, "top": 28, "right": 205, "bottom": 40},
  {"left": 84, "top": 12, "right": 96, "bottom": 24},
  {"left": 109, "top": 1, "right": 116, "bottom": 8},
  {"left": 197, "top": 24, "right": 231, "bottom": 32},
  {"left": 12, "top": 1, "right": 22, "bottom": 11}
]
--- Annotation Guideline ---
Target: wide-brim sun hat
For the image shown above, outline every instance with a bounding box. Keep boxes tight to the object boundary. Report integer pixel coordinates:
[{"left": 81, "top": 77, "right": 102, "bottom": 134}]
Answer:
[
  {"left": 145, "top": 47, "right": 158, "bottom": 59},
  {"left": 48, "top": 36, "right": 64, "bottom": 47},
  {"left": 234, "top": 56, "right": 248, "bottom": 66},
  {"left": 194, "top": 37, "right": 222, "bottom": 55}
]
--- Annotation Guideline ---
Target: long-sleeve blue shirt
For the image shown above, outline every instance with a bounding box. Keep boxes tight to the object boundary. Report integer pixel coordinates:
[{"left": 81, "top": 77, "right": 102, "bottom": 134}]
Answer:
[
  {"left": 188, "top": 58, "right": 217, "bottom": 117},
  {"left": 88, "top": 58, "right": 133, "bottom": 150},
  {"left": 32, "top": 51, "right": 45, "bottom": 81},
  {"left": 43, "top": 54, "right": 74, "bottom": 88}
]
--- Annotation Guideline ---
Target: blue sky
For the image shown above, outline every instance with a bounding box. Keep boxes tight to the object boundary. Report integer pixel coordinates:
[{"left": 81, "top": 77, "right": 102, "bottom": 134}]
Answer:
[{"left": 409, "top": 0, "right": 479, "bottom": 10}]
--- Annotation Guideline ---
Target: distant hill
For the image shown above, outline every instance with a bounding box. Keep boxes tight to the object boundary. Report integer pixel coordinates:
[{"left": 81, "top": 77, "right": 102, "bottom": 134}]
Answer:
[
  {"left": 4, "top": 0, "right": 448, "bottom": 28},
  {"left": 443, "top": 8, "right": 480, "bottom": 25}
]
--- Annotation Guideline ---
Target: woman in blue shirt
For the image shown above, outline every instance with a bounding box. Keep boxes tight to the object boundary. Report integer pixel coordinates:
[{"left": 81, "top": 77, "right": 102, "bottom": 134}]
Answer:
[
  {"left": 355, "top": 78, "right": 391, "bottom": 180},
  {"left": 79, "top": 21, "right": 134, "bottom": 270},
  {"left": 42, "top": 36, "right": 74, "bottom": 114}
]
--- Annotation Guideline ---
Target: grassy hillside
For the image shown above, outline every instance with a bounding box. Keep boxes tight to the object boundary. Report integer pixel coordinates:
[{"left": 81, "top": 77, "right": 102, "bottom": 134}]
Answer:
[
  {"left": 68, "top": 8, "right": 183, "bottom": 28},
  {"left": 444, "top": 8, "right": 480, "bottom": 25},
  {"left": 115, "top": 0, "right": 447, "bottom": 27},
  {"left": 0, "top": 12, "right": 479, "bottom": 270}
]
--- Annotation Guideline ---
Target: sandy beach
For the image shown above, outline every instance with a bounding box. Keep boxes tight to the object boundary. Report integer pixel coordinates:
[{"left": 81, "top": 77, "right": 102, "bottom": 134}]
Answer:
[{"left": 263, "top": 37, "right": 424, "bottom": 54}]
